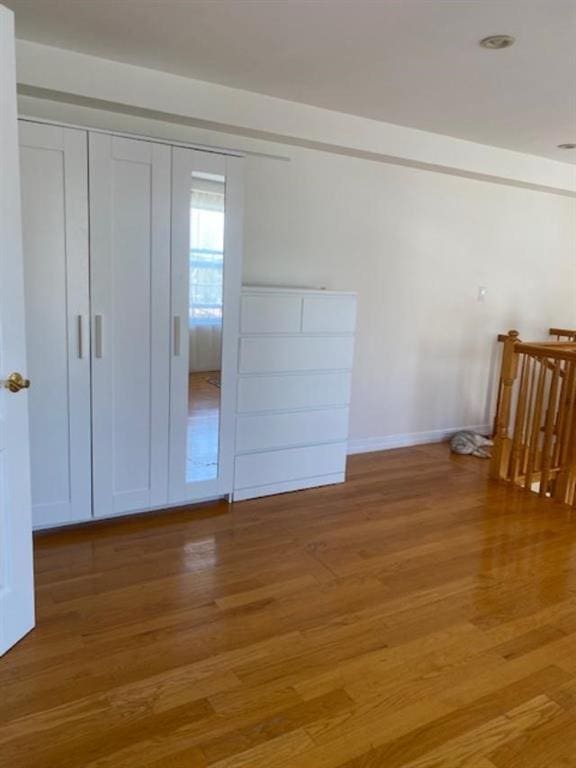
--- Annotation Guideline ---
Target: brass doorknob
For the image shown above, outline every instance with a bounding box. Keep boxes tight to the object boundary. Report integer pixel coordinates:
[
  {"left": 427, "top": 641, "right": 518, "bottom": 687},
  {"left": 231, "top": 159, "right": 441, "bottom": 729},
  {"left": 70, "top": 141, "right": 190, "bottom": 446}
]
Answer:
[{"left": 1, "top": 372, "right": 31, "bottom": 393}]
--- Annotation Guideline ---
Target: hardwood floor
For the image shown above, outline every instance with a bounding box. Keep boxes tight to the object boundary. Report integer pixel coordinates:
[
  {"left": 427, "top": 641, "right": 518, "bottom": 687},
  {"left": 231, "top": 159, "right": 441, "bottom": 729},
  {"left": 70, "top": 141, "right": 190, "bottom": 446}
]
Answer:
[
  {"left": 3, "top": 444, "right": 576, "bottom": 766},
  {"left": 187, "top": 371, "right": 220, "bottom": 482}
]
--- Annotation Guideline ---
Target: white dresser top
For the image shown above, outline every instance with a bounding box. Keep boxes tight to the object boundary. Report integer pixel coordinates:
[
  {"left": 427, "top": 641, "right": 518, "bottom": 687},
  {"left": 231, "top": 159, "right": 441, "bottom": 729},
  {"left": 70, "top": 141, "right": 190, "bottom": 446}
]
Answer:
[{"left": 242, "top": 284, "right": 356, "bottom": 297}]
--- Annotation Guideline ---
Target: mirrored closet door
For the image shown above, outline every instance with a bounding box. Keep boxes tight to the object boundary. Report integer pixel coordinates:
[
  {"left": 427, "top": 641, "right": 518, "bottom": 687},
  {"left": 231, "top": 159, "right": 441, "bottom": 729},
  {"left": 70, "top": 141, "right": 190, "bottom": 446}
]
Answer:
[{"left": 169, "top": 148, "right": 243, "bottom": 503}]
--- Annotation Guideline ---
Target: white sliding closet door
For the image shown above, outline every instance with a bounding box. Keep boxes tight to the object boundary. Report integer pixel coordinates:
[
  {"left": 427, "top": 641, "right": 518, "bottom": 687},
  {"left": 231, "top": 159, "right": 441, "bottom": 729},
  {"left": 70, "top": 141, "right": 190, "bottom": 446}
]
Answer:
[
  {"left": 90, "top": 134, "right": 171, "bottom": 518},
  {"left": 169, "top": 149, "right": 243, "bottom": 503},
  {"left": 19, "top": 121, "right": 92, "bottom": 528}
]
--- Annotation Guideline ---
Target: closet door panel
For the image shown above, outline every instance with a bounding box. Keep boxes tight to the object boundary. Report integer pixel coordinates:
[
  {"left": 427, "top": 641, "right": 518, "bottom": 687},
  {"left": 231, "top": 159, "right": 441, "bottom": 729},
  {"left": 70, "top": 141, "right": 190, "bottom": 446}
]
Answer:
[
  {"left": 19, "top": 122, "right": 91, "bottom": 528},
  {"left": 112, "top": 158, "right": 151, "bottom": 496},
  {"left": 90, "top": 134, "right": 170, "bottom": 517},
  {"left": 168, "top": 148, "right": 243, "bottom": 504}
]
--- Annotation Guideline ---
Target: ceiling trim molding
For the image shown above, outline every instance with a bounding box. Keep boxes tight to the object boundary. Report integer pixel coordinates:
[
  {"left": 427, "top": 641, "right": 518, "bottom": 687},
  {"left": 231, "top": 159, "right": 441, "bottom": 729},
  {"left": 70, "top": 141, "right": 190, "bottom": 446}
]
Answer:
[{"left": 16, "top": 40, "right": 576, "bottom": 195}]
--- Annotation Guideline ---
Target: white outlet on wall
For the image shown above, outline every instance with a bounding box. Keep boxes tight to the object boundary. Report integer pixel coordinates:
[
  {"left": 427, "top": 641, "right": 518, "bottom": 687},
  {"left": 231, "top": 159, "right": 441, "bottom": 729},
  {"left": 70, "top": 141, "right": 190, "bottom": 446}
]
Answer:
[{"left": 477, "top": 286, "right": 488, "bottom": 302}]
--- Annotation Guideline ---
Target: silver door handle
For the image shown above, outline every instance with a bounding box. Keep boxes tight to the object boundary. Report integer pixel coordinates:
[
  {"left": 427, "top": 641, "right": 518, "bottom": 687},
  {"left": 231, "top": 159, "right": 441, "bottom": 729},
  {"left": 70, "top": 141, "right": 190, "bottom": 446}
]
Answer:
[
  {"left": 173, "top": 315, "right": 181, "bottom": 356},
  {"left": 77, "top": 315, "right": 86, "bottom": 359},
  {"left": 94, "top": 315, "right": 103, "bottom": 359}
]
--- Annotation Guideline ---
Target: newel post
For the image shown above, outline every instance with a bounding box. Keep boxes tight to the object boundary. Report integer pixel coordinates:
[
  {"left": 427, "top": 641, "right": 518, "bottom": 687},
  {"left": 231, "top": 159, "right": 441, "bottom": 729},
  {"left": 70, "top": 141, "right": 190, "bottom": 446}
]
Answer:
[{"left": 490, "top": 330, "right": 520, "bottom": 480}]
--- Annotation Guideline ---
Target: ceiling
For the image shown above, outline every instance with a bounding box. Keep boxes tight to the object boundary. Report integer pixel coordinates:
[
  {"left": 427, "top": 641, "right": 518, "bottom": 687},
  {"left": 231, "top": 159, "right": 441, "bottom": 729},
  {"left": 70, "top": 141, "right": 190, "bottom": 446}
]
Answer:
[{"left": 6, "top": 0, "right": 576, "bottom": 162}]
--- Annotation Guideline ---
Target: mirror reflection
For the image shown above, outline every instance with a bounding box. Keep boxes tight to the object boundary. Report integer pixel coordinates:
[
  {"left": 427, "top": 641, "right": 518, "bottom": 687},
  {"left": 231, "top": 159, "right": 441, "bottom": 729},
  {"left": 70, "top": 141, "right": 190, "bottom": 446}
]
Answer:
[{"left": 186, "top": 172, "right": 225, "bottom": 482}]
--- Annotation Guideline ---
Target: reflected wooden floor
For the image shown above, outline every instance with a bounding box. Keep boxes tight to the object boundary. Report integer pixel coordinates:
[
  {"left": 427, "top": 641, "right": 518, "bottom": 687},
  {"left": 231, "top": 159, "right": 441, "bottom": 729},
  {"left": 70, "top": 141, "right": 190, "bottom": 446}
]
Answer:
[
  {"left": 4, "top": 444, "right": 576, "bottom": 766},
  {"left": 187, "top": 371, "right": 220, "bottom": 482}
]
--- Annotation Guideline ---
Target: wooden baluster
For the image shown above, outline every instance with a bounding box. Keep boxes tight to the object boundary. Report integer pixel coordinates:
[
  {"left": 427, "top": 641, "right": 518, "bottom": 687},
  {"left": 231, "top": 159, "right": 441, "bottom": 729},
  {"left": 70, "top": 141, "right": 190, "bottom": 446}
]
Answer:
[
  {"left": 509, "top": 353, "right": 530, "bottom": 483},
  {"left": 565, "top": 361, "right": 576, "bottom": 505},
  {"left": 520, "top": 354, "right": 537, "bottom": 485},
  {"left": 490, "top": 330, "right": 520, "bottom": 480},
  {"left": 566, "top": 382, "right": 576, "bottom": 507},
  {"left": 552, "top": 357, "right": 570, "bottom": 469},
  {"left": 525, "top": 357, "right": 547, "bottom": 492},
  {"left": 540, "top": 359, "right": 561, "bottom": 496},
  {"left": 556, "top": 360, "right": 576, "bottom": 505}
]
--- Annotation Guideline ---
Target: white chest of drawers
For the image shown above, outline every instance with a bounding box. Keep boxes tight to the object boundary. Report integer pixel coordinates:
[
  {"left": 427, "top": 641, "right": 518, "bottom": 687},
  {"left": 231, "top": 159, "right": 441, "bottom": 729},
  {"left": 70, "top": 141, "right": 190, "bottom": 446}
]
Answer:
[{"left": 233, "top": 286, "right": 357, "bottom": 501}]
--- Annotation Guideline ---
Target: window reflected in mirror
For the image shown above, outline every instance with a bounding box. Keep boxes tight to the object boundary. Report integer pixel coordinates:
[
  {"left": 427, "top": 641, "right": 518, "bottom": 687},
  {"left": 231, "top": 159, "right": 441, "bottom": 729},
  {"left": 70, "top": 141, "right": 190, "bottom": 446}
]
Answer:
[{"left": 186, "top": 172, "right": 225, "bottom": 482}]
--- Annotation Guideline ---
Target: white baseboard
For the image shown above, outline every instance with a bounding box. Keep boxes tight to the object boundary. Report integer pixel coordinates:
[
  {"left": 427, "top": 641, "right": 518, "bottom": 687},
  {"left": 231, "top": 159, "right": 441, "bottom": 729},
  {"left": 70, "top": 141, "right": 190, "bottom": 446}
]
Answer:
[{"left": 347, "top": 424, "right": 492, "bottom": 455}]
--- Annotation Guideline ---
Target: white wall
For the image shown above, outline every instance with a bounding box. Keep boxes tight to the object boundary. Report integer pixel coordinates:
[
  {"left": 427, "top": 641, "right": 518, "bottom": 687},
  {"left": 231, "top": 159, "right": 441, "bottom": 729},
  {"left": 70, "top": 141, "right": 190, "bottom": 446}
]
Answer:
[
  {"left": 244, "top": 146, "right": 576, "bottom": 450},
  {"left": 18, "top": 95, "right": 576, "bottom": 452}
]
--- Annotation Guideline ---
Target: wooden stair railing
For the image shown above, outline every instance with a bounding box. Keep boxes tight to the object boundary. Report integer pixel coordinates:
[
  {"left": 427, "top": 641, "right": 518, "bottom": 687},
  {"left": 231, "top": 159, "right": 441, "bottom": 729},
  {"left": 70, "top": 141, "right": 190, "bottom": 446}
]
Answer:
[
  {"left": 550, "top": 328, "right": 576, "bottom": 342},
  {"left": 492, "top": 327, "right": 576, "bottom": 438},
  {"left": 490, "top": 330, "right": 576, "bottom": 507}
]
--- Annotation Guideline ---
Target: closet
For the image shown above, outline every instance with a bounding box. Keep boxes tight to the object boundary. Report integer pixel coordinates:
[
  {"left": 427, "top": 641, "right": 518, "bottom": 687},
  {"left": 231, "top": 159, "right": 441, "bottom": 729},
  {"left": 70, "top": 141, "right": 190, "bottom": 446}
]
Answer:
[{"left": 19, "top": 120, "right": 243, "bottom": 528}]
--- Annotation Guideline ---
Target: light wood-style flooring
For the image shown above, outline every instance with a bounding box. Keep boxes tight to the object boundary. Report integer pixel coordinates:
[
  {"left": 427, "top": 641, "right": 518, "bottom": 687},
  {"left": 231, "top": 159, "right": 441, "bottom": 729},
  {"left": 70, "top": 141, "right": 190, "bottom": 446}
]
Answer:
[
  {"left": 187, "top": 371, "right": 220, "bottom": 482},
  {"left": 3, "top": 444, "right": 576, "bottom": 766}
]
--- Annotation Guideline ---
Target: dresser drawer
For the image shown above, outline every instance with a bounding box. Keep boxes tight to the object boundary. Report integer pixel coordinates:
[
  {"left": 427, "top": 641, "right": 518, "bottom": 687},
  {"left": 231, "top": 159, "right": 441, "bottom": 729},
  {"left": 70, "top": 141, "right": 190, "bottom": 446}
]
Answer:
[
  {"left": 302, "top": 295, "right": 356, "bottom": 333},
  {"left": 237, "top": 371, "right": 352, "bottom": 413},
  {"left": 236, "top": 407, "right": 349, "bottom": 453},
  {"left": 241, "top": 293, "right": 302, "bottom": 334},
  {"left": 239, "top": 336, "right": 354, "bottom": 373},
  {"left": 235, "top": 442, "right": 347, "bottom": 489}
]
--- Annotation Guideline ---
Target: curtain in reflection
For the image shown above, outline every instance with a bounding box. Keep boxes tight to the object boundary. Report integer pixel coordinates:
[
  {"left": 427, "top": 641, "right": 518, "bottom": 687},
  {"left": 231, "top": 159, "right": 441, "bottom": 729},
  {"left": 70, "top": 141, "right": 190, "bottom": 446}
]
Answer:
[
  {"left": 188, "top": 178, "right": 224, "bottom": 373},
  {"left": 189, "top": 324, "right": 222, "bottom": 372}
]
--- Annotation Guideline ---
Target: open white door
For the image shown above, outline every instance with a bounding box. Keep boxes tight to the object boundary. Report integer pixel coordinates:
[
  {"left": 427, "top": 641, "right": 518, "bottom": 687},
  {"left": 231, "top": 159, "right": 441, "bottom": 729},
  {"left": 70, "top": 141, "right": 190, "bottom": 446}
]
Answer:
[{"left": 0, "top": 4, "right": 35, "bottom": 656}]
